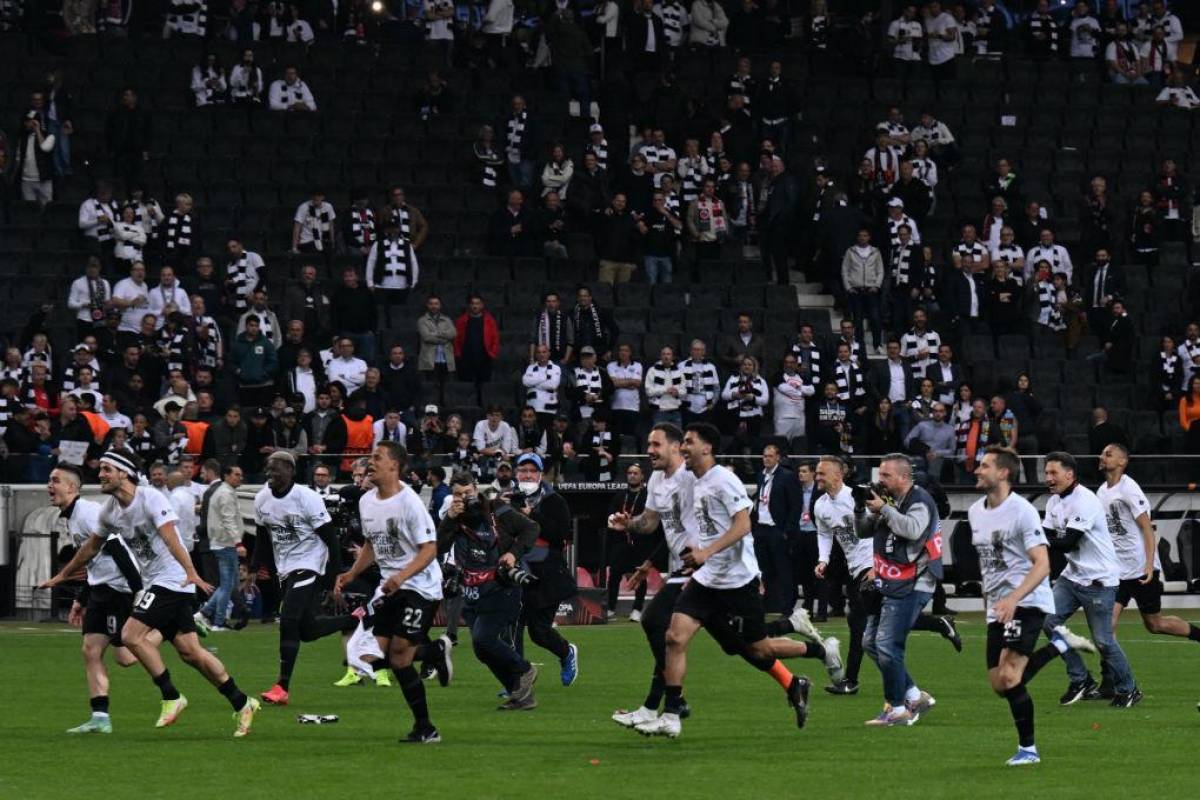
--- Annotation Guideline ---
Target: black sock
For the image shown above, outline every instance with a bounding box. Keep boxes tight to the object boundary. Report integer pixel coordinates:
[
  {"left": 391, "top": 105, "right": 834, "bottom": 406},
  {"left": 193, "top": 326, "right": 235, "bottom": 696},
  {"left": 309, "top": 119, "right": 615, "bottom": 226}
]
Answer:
[
  {"left": 395, "top": 666, "right": 430, "bottom": 727},
  {"left": 1020, "top": 644, "right": 1060, "bottom": 684},
  {"left": 1189, "top": 624, "right": 1200, "bottom": 642},
  {"left": 414, "top": 642, "right": 430, "bottom": 662},
  {"left": 278, "top": 639, "right": 300, "bottom": 690},
  {"left": 90, "top": 695, "right": 109, "bottom": 714},
  {"left": 152, "top": 669, "right": 181, "bottom": 701},
  {"left": 803, "top": 641, "right": 826, "bottom": 660},
  {"left": 664, "top": 685, "right": 683, "bottom": 714},
  {"left": 764, "top": 619, "right": 794, "bottom": 637},
  {"left": 218, "top": 677, "right": 249, "bottom": 711},
  {"left": 367, "top": 656, "right": 387, "bottom": 671},
  {"left": 643, "top": 672, "right": 665, "bottom": 710},
  {"left": 1003, "top": 684, "right": 1035, "bottom": 748}
]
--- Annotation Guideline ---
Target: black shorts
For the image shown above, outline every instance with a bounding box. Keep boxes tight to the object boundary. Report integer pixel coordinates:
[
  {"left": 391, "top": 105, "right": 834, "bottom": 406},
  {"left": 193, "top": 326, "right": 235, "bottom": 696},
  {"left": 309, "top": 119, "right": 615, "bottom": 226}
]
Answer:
[
  {"left": 674, "top": 577, "right": 767, "bottom": 652},
  {"left": 373, "top": 589, "right": 438, "bottom": 642},
  {"left": 1115, "top": 571, "right": 1163, "bottom": 615},
  {"left": 986, "top": 607, "right": 1047, "bottom": 669},
  {"left": 280, "top": 570, "right": 324, "bottom": 624},
  {"left": 82, "top": 585, "right": 134, "bottom": 647},
  {"left": 129, "top": 586, "right": 198, "bottom": 642}
]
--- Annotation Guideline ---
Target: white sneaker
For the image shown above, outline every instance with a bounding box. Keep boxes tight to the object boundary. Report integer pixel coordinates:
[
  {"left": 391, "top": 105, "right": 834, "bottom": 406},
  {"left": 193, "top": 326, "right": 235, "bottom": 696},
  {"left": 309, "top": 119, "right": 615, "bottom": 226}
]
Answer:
[
  {"left": 907, "top": 690, "right": 936, "bottom": 725},
  {"left": 635, "top": 712, "right": 681, "bottom": 738},
  {"left": 822, "top": 637, "right": 844, "bottom": 683},
  {"left": 612, "top": 706, "right": 658, "bottom": 728},
  {"left": 1052, "top": 625, "right": 1097, "bottom": 654},
  {"left": 209, "top": 625, "right": 230, "bottom": 632},
  {"left": 629, "top": 609, "right": 643, "bottom": 623},
  {"left": 787, "top": 604, "right": 823, "bottom": 643}
]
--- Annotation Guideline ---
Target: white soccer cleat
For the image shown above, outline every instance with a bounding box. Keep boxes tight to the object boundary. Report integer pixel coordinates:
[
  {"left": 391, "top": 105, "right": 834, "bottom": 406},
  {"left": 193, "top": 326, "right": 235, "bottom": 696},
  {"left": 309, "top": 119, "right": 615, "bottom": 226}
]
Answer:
[
  {"left": 787, "top": 604, "right": 823, "bottom": 644},
  {"left": 629, "top": 609, "right": 642, "bottom": 623},
  {"left": 612, "top": 706, "right": 658, "bottom": 728},
  {"left": 635, "top": 712, "right": 681, "bottom": 738},
  {"left": 1051, "top": 625, "right": 1097, "bottom": 654},
  {"left": 822, "top": 637, "right": 845, "bottom": 683}
]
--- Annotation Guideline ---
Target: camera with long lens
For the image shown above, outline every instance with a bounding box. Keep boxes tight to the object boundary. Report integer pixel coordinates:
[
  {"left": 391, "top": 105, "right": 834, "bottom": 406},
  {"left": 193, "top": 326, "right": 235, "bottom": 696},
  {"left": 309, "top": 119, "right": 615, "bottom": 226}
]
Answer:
[{"left": 851, "top": 482, "right": 890, "bottom": 508}]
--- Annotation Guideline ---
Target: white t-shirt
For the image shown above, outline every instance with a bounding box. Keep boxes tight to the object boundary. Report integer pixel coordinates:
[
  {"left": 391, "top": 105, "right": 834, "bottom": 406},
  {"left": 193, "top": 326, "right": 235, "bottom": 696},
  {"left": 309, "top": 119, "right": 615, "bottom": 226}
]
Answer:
[
  {"left": 692, "top": 464, "right": 757, "bottom": 589},
  {"left": 1157, "top": 86, "right": 1200, "bottom": 110},
  {"left": 169, "top": 485, "right": 198, "bottom": 551},
  {"left": 888, "top": 18, "right": 924, "bottom": 61},
  {"left": 645, "top": 464, "right": 699, "bottom": 580},
  {"left": 425, "top": 0, "right": 455, "bottom": 40},
  {"left": 1043, "top": 484, "right": 1120, "bottom": 587},
  {"left": 1096, "top": 475, "right": 1160, "bottom": 581},
  {"left": 925, "top": 12, "right": 958, "bottom": 65},
  {"left": 358, "top": 485, "right": 443, "bottom": 601},
  {"left": 100, "top": 486, "right": 189, "bottom": 593},
  {"left": 253, "top": 483, "right": 333, "bottom": 579},
  {"left": 969, "top": 492, "right": 1054, "bottom": 622},
  {"left": 815, "top": 485, "right": 873, "bottom": 576},
  {"left": 327, "top": 356, "right": 368, "bottom": 395},
  {"left": 67, "top": 497, "right": 135, "bottom": 593},
  {"left": 1069, "top": 16, "right": 1101, "bottom": 58},
  {"left": 607, "top": 361, "right": 643, "bottom": 411},
  {"left": 112, "top": 277, "right": 149, "bottom": 333}
]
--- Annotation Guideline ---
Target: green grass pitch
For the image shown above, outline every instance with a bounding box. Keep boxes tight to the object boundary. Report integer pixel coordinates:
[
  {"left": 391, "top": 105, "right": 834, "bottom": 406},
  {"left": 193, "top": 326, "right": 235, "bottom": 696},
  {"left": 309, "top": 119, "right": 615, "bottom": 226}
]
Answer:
[{"left": 0, "top": 613, "right": 1196, "bottom": 800}]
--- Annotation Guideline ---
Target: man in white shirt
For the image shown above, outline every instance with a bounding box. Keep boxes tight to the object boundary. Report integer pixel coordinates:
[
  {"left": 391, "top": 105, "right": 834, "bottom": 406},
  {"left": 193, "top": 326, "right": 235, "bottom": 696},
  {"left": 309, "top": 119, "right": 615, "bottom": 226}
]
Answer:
[
  {"left": 269, "top": 65, "right": 317, "bottom": 111},
  {"left": 147, "top": 266, "right": 189, "bottom": 329},
  {"left": 1068, "top": 1, "right": 1101, "bottom": 61},
  {"left": 78, "top": 182, "right": 119, "bottom": 245},
  {"left": 111, "top": 261, "right": 151, "bottom": 335},
  {"left": 521, "top": 344, "right": 562, "bottom": 427},
  {"left": 924, "top": 1, "right": 959, "bottom": 79},
  {"left": 1041, "top": 452, "right": 1140, "bottom": 707},
  {"left": 327, "top": 337, "right": 368, "bottom": 395},
  {"left": 606, "top": 343, "right": 643, "bottom": 438},
  {"left": 67, "top": 256, "right": 112, "bottom": 339},
  {"left": 472, "top": 405, "right": 518, "bottom": 477},
  {"left": 292, "top": 190, "right": 336, "bottom": 254},
  {"left": 1156, "top": 71, "right": 1200, "bottom": 110},
  {"left": 1151, "top": 0, "right": 1183, "bottom": 44},
  {"left": 1025, "top": 228, "right": 1073, "bottom": 283},
  {"left": 99, "top": 394, "right": 132, "bottom": 431},
  {"left": 225, "top": 238, "right": 266, "bottom": 314},
  {"left": 888, "top": 5, "right": 924, "bottom": 76}
]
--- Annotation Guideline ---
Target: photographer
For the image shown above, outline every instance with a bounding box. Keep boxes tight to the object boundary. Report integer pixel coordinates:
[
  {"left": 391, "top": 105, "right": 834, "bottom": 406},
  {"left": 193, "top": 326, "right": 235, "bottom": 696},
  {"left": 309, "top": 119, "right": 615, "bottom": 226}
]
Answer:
[
  {"left": 437, "top": 472, "right": 541, "bottom": 710},
  {"left": 511, "top": 453, "right": 580, "bottom": 686},
  {"left": 856, "top": 452, "right": 942, "bottom": 726}
]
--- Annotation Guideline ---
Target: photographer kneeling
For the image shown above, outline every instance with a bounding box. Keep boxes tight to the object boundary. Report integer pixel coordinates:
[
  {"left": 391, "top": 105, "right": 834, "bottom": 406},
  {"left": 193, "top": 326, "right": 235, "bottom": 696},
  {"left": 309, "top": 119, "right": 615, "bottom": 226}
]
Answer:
[
  {"left": 856, "top": 453, "right": 943, "bottom": 727},
  {"left": 438, "top": 473, "right": 541, "bottom": 710}
]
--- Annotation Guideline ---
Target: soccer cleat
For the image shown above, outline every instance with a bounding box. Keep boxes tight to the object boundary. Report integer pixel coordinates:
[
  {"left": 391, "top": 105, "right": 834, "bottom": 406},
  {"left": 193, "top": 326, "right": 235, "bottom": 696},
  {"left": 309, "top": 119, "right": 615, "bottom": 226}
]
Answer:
[
  {"left": 677, "top": 700, "right": 692, "bottom": 719},
  {"left": 786, "top": 603, "right": 823, "bottom": 643},
  {"left": 635, "top": 712, "right": 681, "bottom": 738},
  {"left": 937, "top": 616, "right": 962, "bottom": 653},
  {"left": 561, "top": 643, "right": 579, "bottom": 687},
  {"left": 1006, "top": 747, "right": 1041, "bottom": 766},
  {"left": 401, "top": 724, "right": 441, "bottom": 744},
  {"left": 865, "top": 704, "right": 913, "bottom": 727},
  {"left": 629, "top": 609, "right": 643, "bottom": 623},
  {"left": 333, "top": 667, "right": 363, "bottom": 687},
  {"left": 421, "top": 663, "right": 437, "bottom": 680},
  {"left": 612, "top": 706, "right": 658, "bottom": 728},
  {"left": 1059, "top": 675, "right": 1098, "bottom": 706},
  {"left": 825, "top": 679, "right": 860, "bottom": 695},
  {"left": 1051, "top": 625, "right": 1098, "bottom": 654},
  {"left": 787, "top": 676, "right": 811, "bottom": 729},
  {"left": 67, "top": 716, "right": 112, "bottom": 734},
  {"left": 1110, "top": 688, "right": 1144, "bottom": 708},
  {"left": 822, "top": 637, "right": 845, "bottom": 683},
  {"left": 192, "top": 612, "right": 211, "bottom": 638},
  {"left": 233, "top": 697, "right": 261, "bottom": 738},
  {"left": 155, "top": 695, "right": 188, "bottom": 728},
  {"left": 208, "top": 625, "right": 230, "bottom": 632},
  {"left": 374, "top": 670, "right": 392, "bottom": 688},
  {"left": 432, "top": 635, "right": 454, "bottom": 687},
  {"left": 260, "top": 684, "right": 290, "bottom": 705}
]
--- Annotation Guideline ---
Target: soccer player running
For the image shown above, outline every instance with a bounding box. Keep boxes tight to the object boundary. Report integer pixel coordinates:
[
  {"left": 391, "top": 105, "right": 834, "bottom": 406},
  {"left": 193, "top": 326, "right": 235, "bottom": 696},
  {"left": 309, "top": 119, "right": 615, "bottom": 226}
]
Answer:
[
  {"left": 336, "top": 442, "right": 451, "bottom": 743},
  {"left": 1098, "top": 444, "right": 1200, "bottom": 693},
  {"left": 47, "top": 448, "right": 258, "bottom": 736},
  {"left": 635, "top": 423, "right": 821, "bottom": 738},
  {"left": 42, "top": 464, "right": 160, "bottom": 733},
  {"left": 1041, "top": 451, "right": 1142, "bottom": 707},
  {"left": 256, "top": 451, "right": 359, "bottom": 705},
  {"left": 970, "top": 447, "right": 1096, "bottom": 766}
]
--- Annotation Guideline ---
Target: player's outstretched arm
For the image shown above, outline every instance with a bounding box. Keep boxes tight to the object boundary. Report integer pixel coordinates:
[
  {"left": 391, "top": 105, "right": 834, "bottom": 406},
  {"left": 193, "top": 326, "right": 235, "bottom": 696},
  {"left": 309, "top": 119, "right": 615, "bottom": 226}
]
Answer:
[
  {"left": 39, "top": 534, "right": 105, "bottom": 588},
  {"left": 610, "top": 508, "right": 661, "bottom": 535}
]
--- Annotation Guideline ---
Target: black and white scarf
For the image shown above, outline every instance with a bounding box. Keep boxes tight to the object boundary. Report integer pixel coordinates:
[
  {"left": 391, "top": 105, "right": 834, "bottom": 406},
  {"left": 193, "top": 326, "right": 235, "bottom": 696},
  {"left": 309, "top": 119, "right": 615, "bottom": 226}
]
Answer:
[
  {"left": 705, "top": 147, "right": 725, "bottom": 175},
  {"left": 300, "top": 201, "right": 334, "bottom": 251},
  {"left": 900, "top": 329, "right": 940, "bottom": 363},
  {"left": 348, "top": 204, "right": 375, "bottom": 250},
  {"left": 954, "top": 240, "right": 988, "bottom": 270},
  {"left": 505, "top": 111, "right": 527, "bottom": 158},
  {"left": 196, "top": 329, "right": 220, "bottom": 370},
  {"left": 166, "top": 0, "right": 207, "bottom": 36},
  {"left": 129, "top": 430, "right": 156, "bottom": 462},
  {"left": 680, "top": 358, "right": 720, "bottom": 406},
  {"left": 664, "top": 192, "right": 681, "bottom": 218},
  {"left": 157, "top": 328, "right": 189, "bottom": 373},
  {"left": 372, "top": 237, "right": 414, "bottom": 288},
  {"left": 587, "top": 429, "right": 614, "bottom": 481},
  {"left": 0, "top": 365, "right": 27, "bottom": 385},
  {"left": 891, "top": 242, "right": 918, "bottom": 286},
  {"left": 911, "top": 157, "right": 936, "bottom": 186},
  {"left": 679, "top": 157, "right": 706, "bottom": 204},
  {"left": 60, "top": 364, "right": 100, "bottom": 393},
  {"left": 195, "top": 65, "right": 224, "bottom": 104},
  {"left": 992, "top": 242, "right": 1024, "bottom": 269},
  {"left": 586, "top": 138, "right": 609, "bottom": 173},
  {"left": 475, "top": 143, "right": 501, "bottom": 188},
  {"left": 660, "top": 1, "right": 687, "bottom": 46},
  {"left": 227, "top": 253, "right": 263, "bottom": 311},
  {"left": 83, "top": 198, "right": 120, "bottom": 242},
  {"left": 1037, "top": 280, "right": 1065, "bottom": 331},
  {"left": 723, "top": 374, "right": 767, "bottom": 417},
  {"left": 727, "top": 73, "right": 754, "bottom": 107},
  {"left": 833, "top": 359, "right": 866, "bottom": 401},
  {"left": 523, "top": 363, "right": 560, "bottom": 413},
  {"left": 1029, "top": 13, "right": 1059, "bottom": 53},
  {"left": 23, "top": 348, "right": 51, "bottom": 369},
  {"left": 1027, "top": 244, "right": 1068, "bottom": 276},
  {"left": 809, "top": 14, "right": 828, "bottom": 49},
  {"left": 573, "top": 366, "right": 603, "bottom": 418},
  {"left": 536, "top": 310, "right": 569, "bottom": 359},
  {"left": 788, "top": 344, "right": 822, "bottom": 385},
  {"left": 160, "top": 211, "right": 193, "bottom": 251},
  {"left": 389, "top": 205, "right": 412, "bottom": 240},
  {"left": 0, "top": 395, "right": 19, "bottom": 436},
  {"left": 1160, "top": 350, "right": 1182, "bottom": 394},
  {"left": 886, "top": 214, "right": 914, "bottom": 249},
  {"left": 573, "top": 303, "right": 603, "bottom": 346}
]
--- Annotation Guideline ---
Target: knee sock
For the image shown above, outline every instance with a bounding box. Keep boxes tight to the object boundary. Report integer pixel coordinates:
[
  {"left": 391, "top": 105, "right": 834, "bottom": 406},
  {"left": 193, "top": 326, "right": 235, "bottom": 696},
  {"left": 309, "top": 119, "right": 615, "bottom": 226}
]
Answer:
[
  {"left": 1003, "top": 684, "right": 1036, "bottom": 748},
  {"left": 643, "top": 672, "right": 666, "bottom": 711},
  {"left": 1020, "top": 644, "right": 1061, "bottom": 685},
  {"left": 764, "top": 619, "right": 795, "bottom": 637},
  {"left": 802, "top": 641, "right": 827, "bottom": 661},
  {"left": 90, "top": 695, "right": 109, "bottom": 716},
  {"left": 663, "top": 685, "right": 684, "bottom": 714},
  {"left": 394, "top": 666, "right": 430, "bottom": 726},
  {"left": 218, "top": 678, "right": 248, "bottom": 711},
  {"left": 304, "top": 614, "right": 357, "bottom": 640},
  {"left": 767, "top": 660, "right": 794, "bottom": 689},
  {"left": 152, "top": 669, "right": 181, "bottom": 701},
  {"left": 277, "top": 639, "right": 300, "bottom": 689},
  {"left": 911, "top": 614, "right": 940, "bottom": 632},
  {"left": 1189, "top": 624, "right": 1200, "bottom": 642}
]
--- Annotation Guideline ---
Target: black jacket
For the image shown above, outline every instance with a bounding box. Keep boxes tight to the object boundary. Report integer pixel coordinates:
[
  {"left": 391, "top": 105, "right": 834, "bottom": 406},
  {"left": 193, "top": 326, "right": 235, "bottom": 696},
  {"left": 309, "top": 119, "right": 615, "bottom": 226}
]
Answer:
[
  {"left": 761, "top": 173, "right": 800, "bottom": 229},
  {"left": 380, "top": 361, "right": 421, "bottom": 413},
  {"left": 1087, "top": 263, "right": 1126, "bottom": 309},
  {"left": 1101, "top": 314, "right": 1136, "bottom": 372},
  {"left": 487, "top": 206, "right": 538, "bottom": 257},
  {"left": 597, "top": 210, "right": 640, "bottom": 262},
  {"left": 330, "top": 284, "right": 377, "bottom": 335},
  {"left": 105, "top": 105, "right": 152, "bottom": 156},
  {"left": 946, "top": 269, "right": 982, "bottom": 321},
  {"left": 752, "top": 465, "right": 802, "bottom": 536}
]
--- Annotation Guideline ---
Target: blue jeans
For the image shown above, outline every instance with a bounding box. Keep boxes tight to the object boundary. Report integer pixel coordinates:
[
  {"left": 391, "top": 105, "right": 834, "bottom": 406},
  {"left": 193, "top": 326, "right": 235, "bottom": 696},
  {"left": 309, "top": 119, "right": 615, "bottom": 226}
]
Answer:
[
  {"left": 508, "top": 160, "right": 534, "bottom": 191},
  {"left": 49, "top": 120, "right": 71, "bottom": 176},
  {"left": 201, "top": 546, "right": 239, "bottom": 627},
  {"left": 846, "top": 290, "right": 882, "bottom": 349},
  {"left": 1045, "top": 578, "right": 1135, "bottom": 694},
  {"left": 465, "top": 585, "right": 531, "bottom": 692},
  {"left": 644, "top": 255, "right": 673, "bottom": 284},
  {"left": 863, "top": 589, "right": 931, "bottom": 706}
]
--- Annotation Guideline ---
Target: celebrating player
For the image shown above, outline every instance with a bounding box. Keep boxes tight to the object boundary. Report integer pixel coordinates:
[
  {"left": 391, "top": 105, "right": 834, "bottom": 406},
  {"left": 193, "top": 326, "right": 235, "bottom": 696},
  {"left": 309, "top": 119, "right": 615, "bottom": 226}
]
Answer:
[
  {"left": 970, "top": 447, "right": 1096, "bottom": 766},
  {"left": 255, "top": 451, "right": 358, "bottom": 705},
  {"left": 336, "top": 442, "right": 450, "bottom": 743},
  {"left": 41, "top": 465, "right": 159, "bottom": 733},
  {"left": 51, "top": 448, "right": 259, "bottom": 736}
]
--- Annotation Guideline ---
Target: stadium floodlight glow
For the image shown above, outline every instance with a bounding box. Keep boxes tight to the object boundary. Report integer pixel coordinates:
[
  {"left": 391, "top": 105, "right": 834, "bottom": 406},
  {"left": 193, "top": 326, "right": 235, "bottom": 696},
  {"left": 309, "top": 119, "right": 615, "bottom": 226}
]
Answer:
[{"left": 371, "top": 0, "right": 384, "bottom": 12}]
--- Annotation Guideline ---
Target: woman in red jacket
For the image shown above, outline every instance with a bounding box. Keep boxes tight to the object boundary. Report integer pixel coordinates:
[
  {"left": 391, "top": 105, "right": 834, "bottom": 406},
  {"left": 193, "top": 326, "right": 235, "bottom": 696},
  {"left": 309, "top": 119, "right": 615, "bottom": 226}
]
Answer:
[{"left": 454, "top": 293, "right": 500, "bottom": 400}]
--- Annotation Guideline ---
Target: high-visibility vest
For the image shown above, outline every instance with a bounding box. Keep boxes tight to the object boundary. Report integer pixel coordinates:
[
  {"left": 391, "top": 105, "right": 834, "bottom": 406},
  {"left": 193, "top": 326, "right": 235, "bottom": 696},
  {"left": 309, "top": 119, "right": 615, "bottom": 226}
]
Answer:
[
  {"left": 80, "top": 411, "right": 110, "bottom": 444},
  {"left": 181, "top": 420, "right": 210, "bottom": 476},
  {"left": 341, "top": 414, "right": 374, "bottom": 472}
]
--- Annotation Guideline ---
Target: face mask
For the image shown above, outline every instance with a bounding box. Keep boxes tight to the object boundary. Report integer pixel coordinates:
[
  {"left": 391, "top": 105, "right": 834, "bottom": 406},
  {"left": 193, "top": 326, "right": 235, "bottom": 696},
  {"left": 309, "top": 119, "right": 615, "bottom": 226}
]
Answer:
[{"left": 518, "top": 480, "right": 540, "bottom": 495}]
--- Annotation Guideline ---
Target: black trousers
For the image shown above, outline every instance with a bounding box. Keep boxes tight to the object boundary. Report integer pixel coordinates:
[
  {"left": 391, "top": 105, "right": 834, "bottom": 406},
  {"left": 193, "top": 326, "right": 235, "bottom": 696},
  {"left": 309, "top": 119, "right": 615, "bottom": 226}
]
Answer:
[
  {"left": 605, "top": 532, "right": 651, "bottom": 612},
  {"left": 791, "top": 531, "right": 827, "bottom": 616},
  {"left": 753, "top": 523, "right": 794, "bottom": 615},
  {"left": 516, "top": 595, "right": 570, "bottom": 662},
  {"left": 641, "top": 581, "right": 684, "bottom": 677},
  {"left": 842, "top": 568, "right": 870, "bottom": 684}
]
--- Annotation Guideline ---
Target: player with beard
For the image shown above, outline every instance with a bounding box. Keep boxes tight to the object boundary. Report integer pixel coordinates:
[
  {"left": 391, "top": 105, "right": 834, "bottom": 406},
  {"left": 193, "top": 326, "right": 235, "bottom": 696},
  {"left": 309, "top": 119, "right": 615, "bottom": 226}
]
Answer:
[
  {"left": 41, "top": 464, "right": 158, "bottom": 733},
  {"left": 255, "top": 451, "right": 357, "bottom": 705},
  {"left": 970, "top": 447, "right": 1096, "bottom": 766},
  {"left": 48, "top": 447, "right": 259, "bottom": 736},
  {"left": 337, "top": 442, "right": 451, "bottom": 743},
  {"left": 634, "top": 423, "right": 825, "bottom": 738}
]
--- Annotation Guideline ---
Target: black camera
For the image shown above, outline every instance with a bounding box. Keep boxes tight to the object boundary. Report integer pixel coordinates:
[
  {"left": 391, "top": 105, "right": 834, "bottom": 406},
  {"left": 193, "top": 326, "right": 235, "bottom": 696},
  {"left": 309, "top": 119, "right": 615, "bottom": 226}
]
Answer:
[
  {"left": 851, "top": 482, "right": 889, "bottom": 507},
  {"left": 496, "top": 564, "right": 538, "bottom": 588},
  {"left": 441, "top": 563, "right": 462, "bottom": 598}
]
